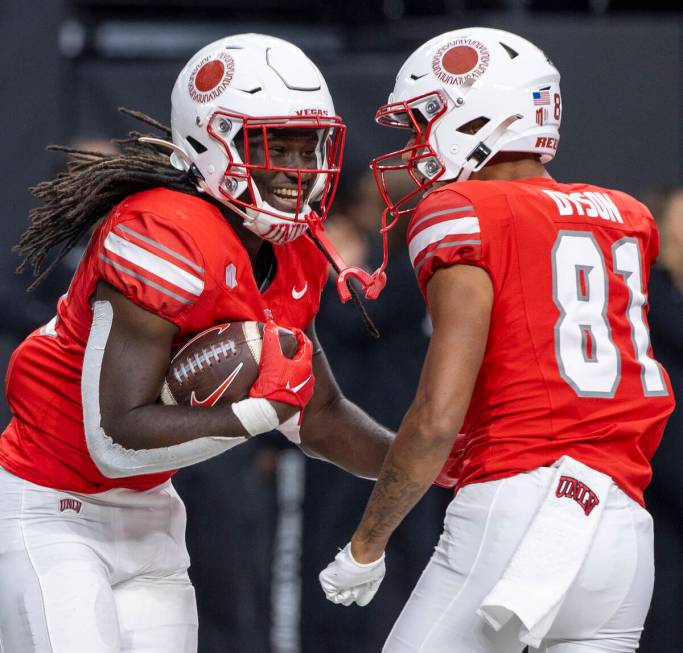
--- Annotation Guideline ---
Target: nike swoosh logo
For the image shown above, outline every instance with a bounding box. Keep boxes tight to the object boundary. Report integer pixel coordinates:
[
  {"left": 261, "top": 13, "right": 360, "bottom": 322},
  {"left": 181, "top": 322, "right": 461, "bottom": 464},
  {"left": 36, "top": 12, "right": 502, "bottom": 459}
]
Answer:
[
  {"left": 286, "top": 375, "right": 312, "bottom": 394},
  {"left": 292, "top": 282, "right": 308, "bottom": 300},
  {"left": 190, "top": 362, "right": 244, "bottom": 407}
]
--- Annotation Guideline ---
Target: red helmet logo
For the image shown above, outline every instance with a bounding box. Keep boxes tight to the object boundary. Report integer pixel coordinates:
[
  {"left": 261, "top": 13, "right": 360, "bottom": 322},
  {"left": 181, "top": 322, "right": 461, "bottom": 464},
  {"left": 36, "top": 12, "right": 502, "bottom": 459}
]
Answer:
[
  {"left": 195, "top": 60, "right": 225, "bottom": 92},
  {"left": 432, "top": 39, "right": 490, "bottom": 86},
  {"left": 442, "top": 46, "right": 479, "bottom": 75},
  {"left": 188, "top": 51, "right": 235, "bottom": 103}
]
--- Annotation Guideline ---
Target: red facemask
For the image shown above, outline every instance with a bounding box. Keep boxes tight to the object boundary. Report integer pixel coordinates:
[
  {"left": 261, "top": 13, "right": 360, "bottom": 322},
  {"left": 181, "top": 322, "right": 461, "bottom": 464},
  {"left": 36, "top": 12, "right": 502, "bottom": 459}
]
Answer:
[{"left": 312, "top": 92, "right": 448, "bottom": 303}]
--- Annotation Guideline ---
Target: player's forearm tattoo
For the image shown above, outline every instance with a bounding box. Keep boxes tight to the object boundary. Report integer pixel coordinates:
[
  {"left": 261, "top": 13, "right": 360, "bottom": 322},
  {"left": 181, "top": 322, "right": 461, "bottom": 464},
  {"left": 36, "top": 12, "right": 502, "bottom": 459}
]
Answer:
[{"left": 355, "top": 461, "right": 429, "bottom": 546}]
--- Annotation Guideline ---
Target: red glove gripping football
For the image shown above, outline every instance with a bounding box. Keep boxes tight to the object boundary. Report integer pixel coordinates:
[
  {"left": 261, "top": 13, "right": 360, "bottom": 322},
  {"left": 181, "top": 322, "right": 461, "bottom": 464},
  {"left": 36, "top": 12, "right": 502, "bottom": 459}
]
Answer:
[{"left": 249, "top": 321, "right": 315, "bottom": 410}]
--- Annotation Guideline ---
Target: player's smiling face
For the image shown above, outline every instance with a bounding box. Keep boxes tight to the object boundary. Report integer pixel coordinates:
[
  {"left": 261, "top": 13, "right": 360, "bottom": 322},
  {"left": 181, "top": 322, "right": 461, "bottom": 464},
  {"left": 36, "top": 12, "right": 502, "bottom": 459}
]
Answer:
[{"left": 239, "top": 128, "right": 319, "bottom": 213}]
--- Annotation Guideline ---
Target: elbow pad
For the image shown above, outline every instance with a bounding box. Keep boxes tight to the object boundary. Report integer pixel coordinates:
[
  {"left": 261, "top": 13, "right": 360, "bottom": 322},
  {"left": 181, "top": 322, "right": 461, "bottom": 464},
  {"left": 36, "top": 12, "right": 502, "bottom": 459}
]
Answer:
[{"left": 82, "top": 301, "right": 249, "bottom": 478}]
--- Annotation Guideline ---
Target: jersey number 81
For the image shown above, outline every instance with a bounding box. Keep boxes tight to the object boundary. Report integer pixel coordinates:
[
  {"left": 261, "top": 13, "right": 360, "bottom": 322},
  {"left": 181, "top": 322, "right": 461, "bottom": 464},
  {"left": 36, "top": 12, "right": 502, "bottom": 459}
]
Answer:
[{"left": 551, "top": 231, "right": 668, "bottom": 398}]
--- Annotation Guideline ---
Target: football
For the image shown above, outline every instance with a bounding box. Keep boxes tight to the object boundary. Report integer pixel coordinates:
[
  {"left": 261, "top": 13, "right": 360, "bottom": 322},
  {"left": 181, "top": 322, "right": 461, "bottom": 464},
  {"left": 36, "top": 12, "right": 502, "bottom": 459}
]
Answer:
[{"left": 160, "top": 321, "right": 298, "bottom": 407}]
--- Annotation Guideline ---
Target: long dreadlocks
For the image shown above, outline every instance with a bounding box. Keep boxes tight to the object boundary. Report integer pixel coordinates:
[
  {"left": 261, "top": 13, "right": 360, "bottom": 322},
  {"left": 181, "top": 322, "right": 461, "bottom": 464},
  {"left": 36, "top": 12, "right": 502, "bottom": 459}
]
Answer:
[{"left": 15, "top": 108, "right": 198, "bottom": 291}]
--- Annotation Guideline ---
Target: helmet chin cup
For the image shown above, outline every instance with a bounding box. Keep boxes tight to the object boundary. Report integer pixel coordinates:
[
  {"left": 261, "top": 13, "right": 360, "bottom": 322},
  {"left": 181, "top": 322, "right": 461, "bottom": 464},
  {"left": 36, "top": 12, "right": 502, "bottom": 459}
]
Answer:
[
  {"left": 243, "top": 218, "right": 308, "bottom": 244},
  {"left": 243, "top": 198, "right": 312, "bottom": 244}
]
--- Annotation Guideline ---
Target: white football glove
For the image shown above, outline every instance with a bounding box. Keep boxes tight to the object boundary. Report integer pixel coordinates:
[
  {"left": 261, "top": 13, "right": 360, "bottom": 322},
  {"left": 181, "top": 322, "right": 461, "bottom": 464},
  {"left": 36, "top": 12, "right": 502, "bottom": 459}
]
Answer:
[{"left": 319, "top": 542, "right": 386, "bottom": 607}]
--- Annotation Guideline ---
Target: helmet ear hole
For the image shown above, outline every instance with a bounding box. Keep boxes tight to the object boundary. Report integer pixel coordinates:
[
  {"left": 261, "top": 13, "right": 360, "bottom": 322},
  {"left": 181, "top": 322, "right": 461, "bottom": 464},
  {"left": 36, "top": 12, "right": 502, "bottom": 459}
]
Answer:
[
  {"left": 186, "top": 136, "right": 207, "bottom": 154},
  {"left": 457, "top": 117, "right": 490, "bottom": 135}
]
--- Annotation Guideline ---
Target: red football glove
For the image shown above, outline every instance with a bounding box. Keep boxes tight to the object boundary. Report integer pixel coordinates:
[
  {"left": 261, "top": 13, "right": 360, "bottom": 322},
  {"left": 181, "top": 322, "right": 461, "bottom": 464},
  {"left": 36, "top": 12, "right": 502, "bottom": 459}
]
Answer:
[{"left": 249, "top": 321, "right": 315, "bottom": 410}]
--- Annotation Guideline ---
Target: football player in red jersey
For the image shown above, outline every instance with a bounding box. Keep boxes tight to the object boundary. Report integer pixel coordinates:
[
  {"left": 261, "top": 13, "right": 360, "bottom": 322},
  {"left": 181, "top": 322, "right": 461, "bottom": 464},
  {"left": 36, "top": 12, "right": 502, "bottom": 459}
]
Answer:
[
  {"left": 0, "top": 34, "right": 393, "bottom": 653},
  {"left": 320, "top": 27, "right": 675, "bottom": 653}
]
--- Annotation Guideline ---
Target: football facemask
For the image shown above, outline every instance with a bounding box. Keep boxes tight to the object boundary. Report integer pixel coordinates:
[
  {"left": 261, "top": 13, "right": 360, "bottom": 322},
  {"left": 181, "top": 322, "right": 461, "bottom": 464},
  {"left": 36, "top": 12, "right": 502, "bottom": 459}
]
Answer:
[
  {"left": 371, "top": 91, "right": 449, "bottom": 221},
  {"left": 204, "top": 111, "right": 345, "bottom": 244}
]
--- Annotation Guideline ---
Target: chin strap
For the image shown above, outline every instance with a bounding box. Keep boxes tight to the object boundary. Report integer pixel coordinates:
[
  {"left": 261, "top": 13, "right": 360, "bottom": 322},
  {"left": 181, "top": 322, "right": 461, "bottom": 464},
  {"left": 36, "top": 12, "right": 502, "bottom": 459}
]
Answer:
[
  {"left": 305, "top": 212, "right": 388, "bottom": 304},
  {"left": 458, "top": 113, "right": 524, "bottom": 181}
]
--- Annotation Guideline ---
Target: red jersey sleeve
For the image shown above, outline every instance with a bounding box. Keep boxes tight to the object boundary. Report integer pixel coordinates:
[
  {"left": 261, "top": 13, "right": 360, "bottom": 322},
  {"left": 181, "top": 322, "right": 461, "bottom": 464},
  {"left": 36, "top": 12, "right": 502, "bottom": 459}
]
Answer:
[
  {"left": 95, "top": 208, "right": 206, "bottom": 327},
  {"left": 407, "top": 188, "right": 485, "bottom": 296}
]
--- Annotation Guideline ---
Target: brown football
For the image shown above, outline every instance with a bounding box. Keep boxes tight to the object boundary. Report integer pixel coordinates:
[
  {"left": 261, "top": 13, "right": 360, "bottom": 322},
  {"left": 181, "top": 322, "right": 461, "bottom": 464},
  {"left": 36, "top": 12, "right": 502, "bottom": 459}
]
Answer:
[{"left": 160, "top": 321, "right": 298, "bottom": 407}]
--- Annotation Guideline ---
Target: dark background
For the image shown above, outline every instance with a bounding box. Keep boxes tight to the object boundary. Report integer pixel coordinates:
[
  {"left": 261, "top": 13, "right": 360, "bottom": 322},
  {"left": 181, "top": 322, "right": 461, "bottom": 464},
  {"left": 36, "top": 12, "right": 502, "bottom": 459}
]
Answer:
[{"left": 1, "top": 1, "right": 681, "bottom": 651}]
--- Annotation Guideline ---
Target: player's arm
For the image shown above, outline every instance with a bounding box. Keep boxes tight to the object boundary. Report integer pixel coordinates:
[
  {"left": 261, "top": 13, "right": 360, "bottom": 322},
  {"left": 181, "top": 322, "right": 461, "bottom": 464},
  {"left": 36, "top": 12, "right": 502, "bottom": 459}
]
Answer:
[
  {"left": 85, "top": 282, "right": 298, "bottom": 476},
  {"left": 350, "top": 263, "right": 493, "bottom": 562},
  {"left": 295, "top": 319, "right": 394, "bottom": 480}
]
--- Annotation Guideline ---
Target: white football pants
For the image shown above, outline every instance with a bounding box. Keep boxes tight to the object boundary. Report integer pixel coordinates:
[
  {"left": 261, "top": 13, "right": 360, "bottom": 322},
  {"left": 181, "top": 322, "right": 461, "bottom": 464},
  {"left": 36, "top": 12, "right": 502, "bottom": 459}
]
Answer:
[
  {"left": 0, "top": 467, "right": 198, "bottom": 653},
  {"left": 383, "top": 466, "right": 654, "bottom": 653}
]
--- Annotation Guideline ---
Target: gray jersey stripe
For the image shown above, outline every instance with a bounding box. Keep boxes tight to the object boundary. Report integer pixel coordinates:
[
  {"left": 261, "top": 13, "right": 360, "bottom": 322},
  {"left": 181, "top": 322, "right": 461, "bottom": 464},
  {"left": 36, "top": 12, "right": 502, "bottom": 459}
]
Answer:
[
  {"left": 410, "top": 206, "right": 476, "bottom": 234},
  {"left": 99, "top": 254, "right": 193, "bottom": 305},
  {"left": 117, "top": 224, "right": 204, "bottom": 274},
  {"left": 413, "top": 240, "right": 481, "bottom": 275}
]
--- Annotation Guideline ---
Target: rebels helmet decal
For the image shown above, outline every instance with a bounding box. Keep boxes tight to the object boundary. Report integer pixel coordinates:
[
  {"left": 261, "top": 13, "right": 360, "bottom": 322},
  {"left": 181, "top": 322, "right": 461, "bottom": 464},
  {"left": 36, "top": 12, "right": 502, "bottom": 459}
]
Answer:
[
  {"left": 431, "top": 39, "right": 490, "bottom": 86},
  {"left": 188, "top": 52, "right": 236, "bottom": 103}
]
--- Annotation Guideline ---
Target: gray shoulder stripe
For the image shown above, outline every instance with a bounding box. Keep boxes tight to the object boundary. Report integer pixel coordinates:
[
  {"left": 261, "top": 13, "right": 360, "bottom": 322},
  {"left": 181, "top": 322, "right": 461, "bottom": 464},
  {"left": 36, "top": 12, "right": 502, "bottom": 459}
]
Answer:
[
  {"left": 410, "top": 206, "right": 476, "bottom": 233},
  {"left": 99, "top": 254, "right": 193, "bottom": 304},
  {"left": 413, "top": 240, "right": 481, "bottom": 275},
  {"left": 117, "top": 224, "right": 204, "bottom": 274}
]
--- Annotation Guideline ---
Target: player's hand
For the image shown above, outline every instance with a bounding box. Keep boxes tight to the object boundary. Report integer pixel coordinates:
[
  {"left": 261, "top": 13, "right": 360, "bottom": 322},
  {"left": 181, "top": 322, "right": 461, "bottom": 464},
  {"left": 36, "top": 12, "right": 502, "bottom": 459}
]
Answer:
[
  {"left": 250, "top": 321, "right": 315, "bottom": 411},
  {"left": 319, "top": 543, "right": 386, "bottom": 607}
]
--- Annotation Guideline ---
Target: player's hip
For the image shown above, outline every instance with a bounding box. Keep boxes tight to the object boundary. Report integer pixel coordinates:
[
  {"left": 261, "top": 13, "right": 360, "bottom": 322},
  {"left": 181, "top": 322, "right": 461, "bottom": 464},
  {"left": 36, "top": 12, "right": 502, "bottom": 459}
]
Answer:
[
  {"left": 456, "top": 441, "right": 650, "bottom": 506},
  {"left": 446, "top": 463, "right": 652, "bottom": 636},
  {"left": 0, "top": 465, "right": 189, "bottom": 582},
  {"left": 448, "top": 463, "right": 651, "bottom": 553}
]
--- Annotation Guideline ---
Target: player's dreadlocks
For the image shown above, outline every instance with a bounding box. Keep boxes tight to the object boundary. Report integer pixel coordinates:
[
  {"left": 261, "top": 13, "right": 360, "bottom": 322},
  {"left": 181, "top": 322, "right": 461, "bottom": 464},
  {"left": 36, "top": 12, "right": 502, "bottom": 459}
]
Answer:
[{"left": 15, "top": 108, "right": 198, "bottom": 291}]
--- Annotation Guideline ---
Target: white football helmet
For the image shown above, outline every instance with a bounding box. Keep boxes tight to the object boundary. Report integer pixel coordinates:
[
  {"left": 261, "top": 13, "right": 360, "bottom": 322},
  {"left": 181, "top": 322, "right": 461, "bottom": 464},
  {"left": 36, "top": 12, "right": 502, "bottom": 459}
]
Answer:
[
  {"left": 169, "top": 33, "right": 345, "bottom": 243},
  {"left": 371, "top": 27, "right": 561, "bottom": 217}
]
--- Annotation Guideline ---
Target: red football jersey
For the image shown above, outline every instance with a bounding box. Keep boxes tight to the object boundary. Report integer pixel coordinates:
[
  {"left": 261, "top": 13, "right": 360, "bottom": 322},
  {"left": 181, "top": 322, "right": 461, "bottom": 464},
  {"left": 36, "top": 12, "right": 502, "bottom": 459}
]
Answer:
[
  {"left": 410, "top": 178, "right": 675, "bottom": 505},
  {"left": 0, "top": 188, "right": 328, "bottom": 493}
]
